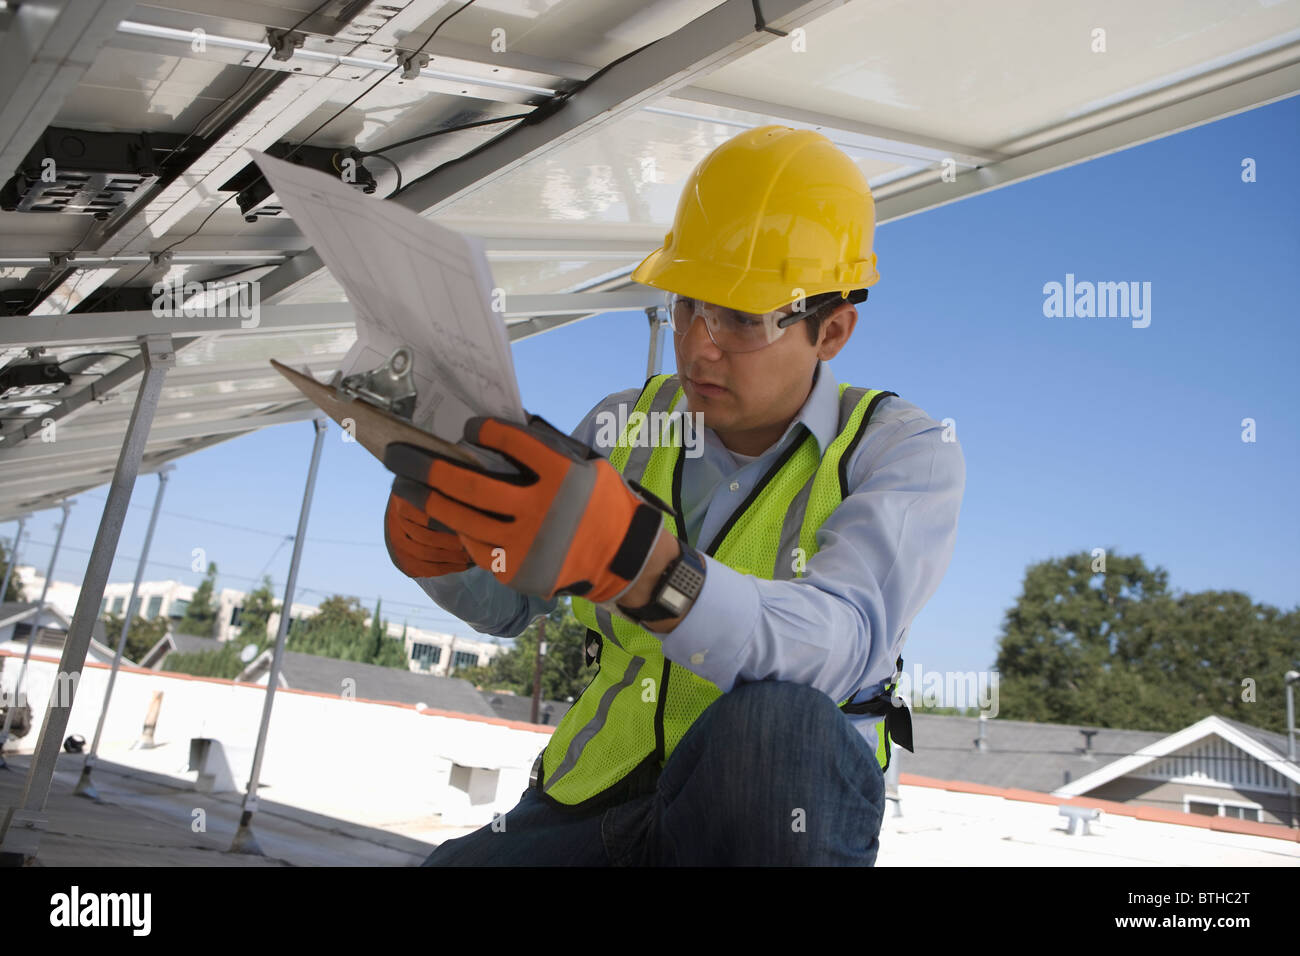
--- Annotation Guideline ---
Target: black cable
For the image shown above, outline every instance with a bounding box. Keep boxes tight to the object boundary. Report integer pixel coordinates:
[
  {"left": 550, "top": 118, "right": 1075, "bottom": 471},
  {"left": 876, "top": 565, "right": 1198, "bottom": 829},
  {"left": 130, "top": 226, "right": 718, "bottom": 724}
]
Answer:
[
  {"left": 53, "top": 351, "right": 133, "bottom": 368},
  {"left": 151, "top": 0, "right": 336, "bottom": 174},
  {"left": 389, "top": 31, "right": 668, "bottom": 201},
  {"left": 359, "top": 151, "right": 403, "bottom": 195},
  {"left": 30, "top": 217, "right": 99, "bottom": 305},
  {"left": 272, "top": 0, "right": 485, "bottom": 173},
  {"left": 752, "top": 0, "right": 790, "bottom": 37},
  {"left": 188, "top": 261, "right": 276, "bottom": 283},
  {"left": 361, "top": 112, "right": 531, "bottom": 159}
]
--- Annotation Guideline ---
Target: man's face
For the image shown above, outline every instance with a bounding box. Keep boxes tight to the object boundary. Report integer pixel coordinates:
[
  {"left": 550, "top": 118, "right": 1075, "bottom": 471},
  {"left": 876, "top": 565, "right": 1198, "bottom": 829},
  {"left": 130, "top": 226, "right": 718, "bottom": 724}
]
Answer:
[{"left": 673, "top": 298, "right": 855, "bottom": 452}]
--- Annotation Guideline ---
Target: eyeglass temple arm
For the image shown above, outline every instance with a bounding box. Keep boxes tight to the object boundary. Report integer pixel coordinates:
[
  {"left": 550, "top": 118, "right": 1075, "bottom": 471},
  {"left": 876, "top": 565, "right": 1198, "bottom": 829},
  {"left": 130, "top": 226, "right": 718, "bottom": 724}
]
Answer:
[{"left": 775, "top": 288, "right": 869, "bottom": 328}]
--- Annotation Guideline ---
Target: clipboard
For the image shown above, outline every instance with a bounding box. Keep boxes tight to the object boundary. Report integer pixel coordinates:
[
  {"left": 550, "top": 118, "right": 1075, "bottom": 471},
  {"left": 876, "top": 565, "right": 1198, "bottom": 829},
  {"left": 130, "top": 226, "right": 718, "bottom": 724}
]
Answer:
[{"left": 270, "top": 356, "right": 498, "bottom": 470}]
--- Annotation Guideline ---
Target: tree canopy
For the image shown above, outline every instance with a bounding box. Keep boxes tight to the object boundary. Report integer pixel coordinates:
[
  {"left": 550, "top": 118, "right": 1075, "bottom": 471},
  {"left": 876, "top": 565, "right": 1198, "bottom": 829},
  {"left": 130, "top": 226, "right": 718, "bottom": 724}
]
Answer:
[
  {"left": 458, "top": 599, "right": 592, "bottom": 702},
  {"left": 994, "top": 549, "right": 1298, "bottom": 734},
  {"left": 177, "top": 562, "right": 219, "bottom": 637}
]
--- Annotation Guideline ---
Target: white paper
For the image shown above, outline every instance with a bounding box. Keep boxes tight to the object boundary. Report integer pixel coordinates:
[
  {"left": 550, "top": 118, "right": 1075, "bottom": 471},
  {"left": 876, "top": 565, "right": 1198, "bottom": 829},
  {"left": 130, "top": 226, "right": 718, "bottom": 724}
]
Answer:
[{"left": 248, "top": 149, "right": 525, "bottom": 446}]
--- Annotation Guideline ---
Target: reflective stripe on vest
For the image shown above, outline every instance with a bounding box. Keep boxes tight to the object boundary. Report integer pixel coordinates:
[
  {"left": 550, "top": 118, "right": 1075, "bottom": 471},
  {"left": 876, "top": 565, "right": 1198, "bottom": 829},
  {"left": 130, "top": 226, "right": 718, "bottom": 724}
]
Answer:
[{"left": 538, "top": 373, "right": 908, "bottom": 809}]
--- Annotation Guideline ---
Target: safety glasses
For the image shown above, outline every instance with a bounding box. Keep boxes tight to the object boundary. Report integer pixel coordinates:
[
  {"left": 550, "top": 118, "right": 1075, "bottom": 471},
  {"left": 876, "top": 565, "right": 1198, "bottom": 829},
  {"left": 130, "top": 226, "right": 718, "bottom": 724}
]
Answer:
[{"left": 666, "top": 291, "right": 844, "bottom": 353}]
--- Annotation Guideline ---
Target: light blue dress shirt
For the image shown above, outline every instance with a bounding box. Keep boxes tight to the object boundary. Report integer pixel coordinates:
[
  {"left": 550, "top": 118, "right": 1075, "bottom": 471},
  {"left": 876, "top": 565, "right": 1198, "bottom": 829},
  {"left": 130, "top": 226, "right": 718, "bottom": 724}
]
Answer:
[{"left": 416, "top": 361, "right": 965, "bottom": 756}]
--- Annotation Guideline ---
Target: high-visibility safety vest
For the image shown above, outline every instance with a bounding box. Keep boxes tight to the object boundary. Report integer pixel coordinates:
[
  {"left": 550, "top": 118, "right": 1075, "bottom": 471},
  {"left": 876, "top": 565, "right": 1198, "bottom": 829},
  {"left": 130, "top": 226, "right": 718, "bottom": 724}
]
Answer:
[{"left": 536, "top": 373, "right": 915, "bottom": 809}]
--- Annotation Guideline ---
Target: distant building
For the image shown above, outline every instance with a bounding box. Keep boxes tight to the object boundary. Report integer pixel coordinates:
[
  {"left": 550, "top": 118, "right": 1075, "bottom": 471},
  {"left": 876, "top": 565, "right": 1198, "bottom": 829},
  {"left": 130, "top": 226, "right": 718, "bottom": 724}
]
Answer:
[
  {"left": 12, "top": 566, "right": 502, "bottom": 678},
  {"left": 0, "top": 601, "right": 119, "bottom": 664},
  {"left": 898, "top": 711, "right": 1299, "bottom": 827}
]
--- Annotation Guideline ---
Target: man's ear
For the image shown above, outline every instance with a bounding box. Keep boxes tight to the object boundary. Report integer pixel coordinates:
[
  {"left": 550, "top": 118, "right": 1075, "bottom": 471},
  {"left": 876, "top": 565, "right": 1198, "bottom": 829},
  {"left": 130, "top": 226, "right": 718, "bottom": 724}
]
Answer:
[{"left": 817, "top": 304, "right": 857, "bottom": 361}]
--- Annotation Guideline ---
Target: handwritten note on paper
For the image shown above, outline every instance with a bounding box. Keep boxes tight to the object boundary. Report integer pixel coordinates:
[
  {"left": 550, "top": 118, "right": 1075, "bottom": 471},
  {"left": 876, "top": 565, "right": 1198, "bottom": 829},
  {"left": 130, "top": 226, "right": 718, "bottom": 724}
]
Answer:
[{"left": 247, "top": 149, "right": 525, "bottom": 444}]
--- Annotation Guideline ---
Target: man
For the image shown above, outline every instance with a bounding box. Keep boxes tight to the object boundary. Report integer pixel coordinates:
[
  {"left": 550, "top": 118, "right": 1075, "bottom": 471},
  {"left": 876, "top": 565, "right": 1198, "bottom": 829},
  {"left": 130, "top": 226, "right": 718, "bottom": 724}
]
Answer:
[{"left": 382, "top": 125, "right": 965, "bottom": 865}]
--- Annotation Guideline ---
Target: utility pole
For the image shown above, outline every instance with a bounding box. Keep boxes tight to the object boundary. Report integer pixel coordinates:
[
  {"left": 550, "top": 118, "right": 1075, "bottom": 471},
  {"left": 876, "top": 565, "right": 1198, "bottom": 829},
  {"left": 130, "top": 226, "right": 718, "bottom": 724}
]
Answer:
[{"left": 530, "top": 616, "right": 546, "bottom": 724}]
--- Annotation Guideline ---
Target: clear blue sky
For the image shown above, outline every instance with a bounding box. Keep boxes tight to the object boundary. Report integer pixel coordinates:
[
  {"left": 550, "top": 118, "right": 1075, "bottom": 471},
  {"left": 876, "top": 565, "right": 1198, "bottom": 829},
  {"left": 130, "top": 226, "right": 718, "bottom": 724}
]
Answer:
[{"left": 6, "top": 96, "right": 1297, "bottom": 674}]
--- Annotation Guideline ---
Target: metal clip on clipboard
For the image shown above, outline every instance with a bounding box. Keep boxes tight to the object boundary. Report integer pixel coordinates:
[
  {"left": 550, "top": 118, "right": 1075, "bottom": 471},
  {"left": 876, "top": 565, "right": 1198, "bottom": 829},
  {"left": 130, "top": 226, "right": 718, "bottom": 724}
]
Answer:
[
  {"left": 269, "top": 347, "right": 499, "bottom": 470},
  {"left": 336, "top": 347, "right": 418, "bottom": 423}
]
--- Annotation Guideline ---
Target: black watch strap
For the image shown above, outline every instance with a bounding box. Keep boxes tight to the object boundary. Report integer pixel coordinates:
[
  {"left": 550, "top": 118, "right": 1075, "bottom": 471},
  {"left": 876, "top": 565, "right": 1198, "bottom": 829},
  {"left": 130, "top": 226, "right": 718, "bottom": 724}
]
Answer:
[{"left": 618, "top": 540, "right": 706, "bottom": 623}]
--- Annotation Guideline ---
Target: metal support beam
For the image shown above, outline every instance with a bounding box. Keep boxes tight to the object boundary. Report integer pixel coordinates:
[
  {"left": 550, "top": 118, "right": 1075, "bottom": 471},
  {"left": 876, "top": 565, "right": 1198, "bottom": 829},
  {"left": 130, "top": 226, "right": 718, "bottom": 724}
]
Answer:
[
  {"left": 259, "top": 0, "right": 845, "bottom": 305},
  {"left": 0, "top": 401, "right": 319, "bottom": 466},
  {"left": 0, "top": 303, "right": 357, "bottom": 349},
  {"left": 0, "top": 337, "right": 198, "bottom": 448},
  {"left": 0, "top": 295, "right": 662, "bottom": 349},
  {"left": 0, "top": 335, "right": 174, "bottom": 864},
  {"left": 0, "top": 501, "right": 71, "bottom": 765},
  {"left": 231, "top": 418, "right": 327, "bottom": 855},
  {"left": 873, "top": 48, "right": 1300, "bottom": 225},
  {"left": 0, "top": 0, "right": 138, "bottom": 182},
  {"left": 74, "top": 465, "right": 173, "bottom": 801},
  {"left": 662, "top": 88, "right": 1001, "bottom": 167}
]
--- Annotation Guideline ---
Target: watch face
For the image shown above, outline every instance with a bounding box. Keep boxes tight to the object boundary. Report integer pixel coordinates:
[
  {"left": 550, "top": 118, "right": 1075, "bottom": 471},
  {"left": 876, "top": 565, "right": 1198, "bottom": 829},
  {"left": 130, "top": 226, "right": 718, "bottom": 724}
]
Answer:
[{"left": 662, "top": 585, "right": 689, "bottom": 615}]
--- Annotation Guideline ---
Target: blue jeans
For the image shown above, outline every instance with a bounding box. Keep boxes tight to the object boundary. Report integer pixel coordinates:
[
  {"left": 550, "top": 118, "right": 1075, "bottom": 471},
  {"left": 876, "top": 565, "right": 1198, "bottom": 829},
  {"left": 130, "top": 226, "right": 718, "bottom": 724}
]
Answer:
[{"left": 421, "top": 679, "right": 885, "bottom": 866}]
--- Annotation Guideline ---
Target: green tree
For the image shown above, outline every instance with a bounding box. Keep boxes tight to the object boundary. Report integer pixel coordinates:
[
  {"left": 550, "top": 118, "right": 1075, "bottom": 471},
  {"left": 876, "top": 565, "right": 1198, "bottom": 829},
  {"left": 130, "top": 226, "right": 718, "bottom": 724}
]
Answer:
[
  {"left": 100, "top": 609, "right": 169, "bottom": 664},
  {"left": 162, "top": 641, "right": 246, "bottom": 680},
  {"left": 237, "top": 575, "right": 279, "bottom": 643},
  {"left": 994, "top": 549, "right": 1298, "bottom": 734},
  {"left": 459, "top": 599, "right": 592, "bottom": 701},
  {"left": 364, "top": 598, "right": 408, "bottom": 668},
  {"left": 1, "top": 536, "right": 25, "bottom": 604},
  {"left": 285, "top": 594, "right": 404, "bottom": 669},
  {"left": 178, "top": 562, "right": 219, "bottom": 637}
]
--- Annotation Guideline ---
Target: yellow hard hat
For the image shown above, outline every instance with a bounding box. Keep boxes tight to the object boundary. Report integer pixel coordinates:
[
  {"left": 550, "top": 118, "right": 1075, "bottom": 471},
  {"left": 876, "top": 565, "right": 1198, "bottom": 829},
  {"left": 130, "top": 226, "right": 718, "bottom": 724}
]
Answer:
[{"left": 631, "top": 124, "right": 880, "bottom": 314}]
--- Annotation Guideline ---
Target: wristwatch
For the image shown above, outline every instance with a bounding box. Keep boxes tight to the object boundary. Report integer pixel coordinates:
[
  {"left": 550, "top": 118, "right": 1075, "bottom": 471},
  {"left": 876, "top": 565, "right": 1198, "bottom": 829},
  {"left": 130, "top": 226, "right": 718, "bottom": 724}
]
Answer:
[{"left": 616, "top": 538, "right": 706, "bottom": 624}]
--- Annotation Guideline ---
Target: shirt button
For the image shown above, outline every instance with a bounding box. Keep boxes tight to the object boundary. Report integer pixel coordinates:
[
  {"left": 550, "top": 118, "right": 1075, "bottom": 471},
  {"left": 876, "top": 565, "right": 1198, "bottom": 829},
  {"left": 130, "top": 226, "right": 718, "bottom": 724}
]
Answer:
[
  {"left": 690, "top": 652, "right": 707, "bottom": 665},
  {"left": 729, "top": 481, "right": 739, "bottom": 492}
]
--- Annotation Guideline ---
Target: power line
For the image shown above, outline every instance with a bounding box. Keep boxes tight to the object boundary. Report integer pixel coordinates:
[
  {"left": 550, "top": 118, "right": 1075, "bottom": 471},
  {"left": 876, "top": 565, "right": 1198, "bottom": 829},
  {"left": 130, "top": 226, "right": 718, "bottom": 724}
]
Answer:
[{"left": 76, "top": 491, "right": 383, "bottom": 548}]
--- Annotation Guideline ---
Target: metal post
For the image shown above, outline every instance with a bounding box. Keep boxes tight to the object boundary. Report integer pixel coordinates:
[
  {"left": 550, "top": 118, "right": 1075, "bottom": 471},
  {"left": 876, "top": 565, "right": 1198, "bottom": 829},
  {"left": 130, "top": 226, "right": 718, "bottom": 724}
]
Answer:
[
  {"left": 645, "top": 306, "right": 665, "bottom": 378},
  {"left": 530, "top": 617, "right": 546, "bottom": 725},
  {"left": 0, "top": 334, "right": 174, "bottom": 864},
  {"left": 0, "top": 515, "right": 27, "bottom": 603},
  {"left": 75, "top": 466, "right": 173, "bottom": 800},
  {"left": 0, "top": 502, "right": 72, "bottom": 764},
  {"left": 230, "top": 419, "right": 326, "bottom": 855},
  {"left": 1286, "top": 671, "right": 1298, "bottom": 829}
]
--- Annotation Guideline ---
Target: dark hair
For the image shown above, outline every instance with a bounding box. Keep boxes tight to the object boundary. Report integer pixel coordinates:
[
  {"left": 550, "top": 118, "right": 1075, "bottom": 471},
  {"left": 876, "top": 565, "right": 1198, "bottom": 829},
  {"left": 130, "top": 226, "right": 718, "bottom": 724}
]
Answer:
[{"left": 801, "top": 293, "right": 854, "bottom": 345}]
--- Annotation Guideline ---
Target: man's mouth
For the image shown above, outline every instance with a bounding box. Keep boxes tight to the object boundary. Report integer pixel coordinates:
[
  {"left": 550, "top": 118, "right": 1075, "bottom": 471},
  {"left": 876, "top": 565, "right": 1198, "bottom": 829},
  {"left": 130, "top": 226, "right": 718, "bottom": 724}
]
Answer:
[{"left": 686, "top": 375, "right": 726, "bottom": 395}]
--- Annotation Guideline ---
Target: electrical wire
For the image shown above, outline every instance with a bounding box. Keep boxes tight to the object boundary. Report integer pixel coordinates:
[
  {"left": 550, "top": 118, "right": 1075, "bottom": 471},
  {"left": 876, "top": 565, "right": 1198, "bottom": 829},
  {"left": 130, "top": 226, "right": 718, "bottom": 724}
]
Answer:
[
  {"left": 359, "top": 151, "right": 402, "bottom": 195},
  {"left": 387, "top": 30, "right": 668, "bottom": 202},
  {"left": 150, "top": 0, "right": 336, "bottom": 183},
  {"left": 53, "top": 351, "right": 133, "bottom": 368},
  {"left": 355, "top": 111, "right": 532, "bottom": 195},
  {"left": 29, "top": 217, "right": 99, "bottom": 305}
]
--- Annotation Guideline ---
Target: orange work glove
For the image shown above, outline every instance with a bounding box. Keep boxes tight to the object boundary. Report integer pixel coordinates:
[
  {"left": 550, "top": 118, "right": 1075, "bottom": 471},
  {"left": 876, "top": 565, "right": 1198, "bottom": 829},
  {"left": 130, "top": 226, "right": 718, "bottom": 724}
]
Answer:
[
  {"left": 383, "top": 413, "right": 670, "bottom": 602},
  {"left": 384, "top": 487, "right": 474, "bottom": 578}
]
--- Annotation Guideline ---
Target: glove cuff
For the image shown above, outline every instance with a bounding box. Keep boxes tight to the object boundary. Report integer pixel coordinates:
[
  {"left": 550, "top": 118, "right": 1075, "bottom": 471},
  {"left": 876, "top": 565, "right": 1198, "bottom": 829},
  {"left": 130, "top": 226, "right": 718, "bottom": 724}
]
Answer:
[{"left": 605, "top": 502, "right": 667, "bottom": 602}]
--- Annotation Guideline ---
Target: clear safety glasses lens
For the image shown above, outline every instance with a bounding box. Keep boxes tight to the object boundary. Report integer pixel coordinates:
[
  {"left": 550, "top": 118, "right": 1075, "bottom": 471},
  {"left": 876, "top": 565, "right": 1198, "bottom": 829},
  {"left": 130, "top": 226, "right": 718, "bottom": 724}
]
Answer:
[{"left": 666, "top": 293, "right": 787, "bottom": 352}]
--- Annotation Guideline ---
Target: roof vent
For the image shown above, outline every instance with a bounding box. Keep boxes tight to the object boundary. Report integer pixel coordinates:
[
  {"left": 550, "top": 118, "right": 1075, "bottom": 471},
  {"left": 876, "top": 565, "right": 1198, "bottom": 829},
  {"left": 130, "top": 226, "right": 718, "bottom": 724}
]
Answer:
[{"left": 1078, "top": 729, "right": 1098, "bottom": 760}]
